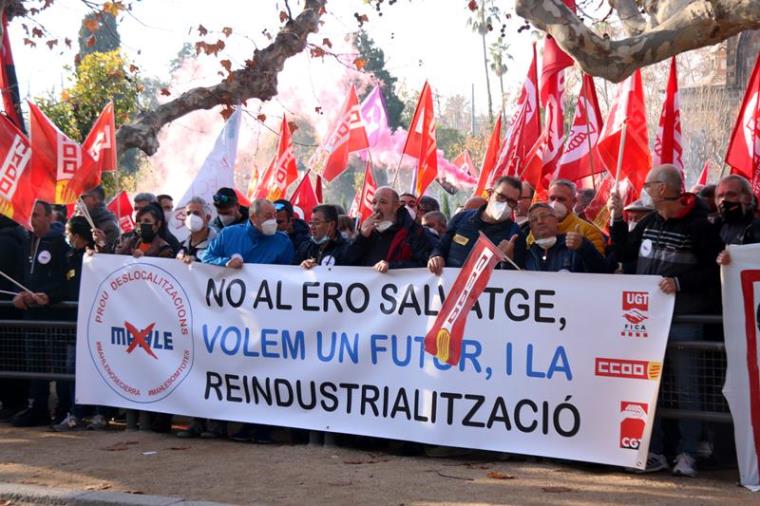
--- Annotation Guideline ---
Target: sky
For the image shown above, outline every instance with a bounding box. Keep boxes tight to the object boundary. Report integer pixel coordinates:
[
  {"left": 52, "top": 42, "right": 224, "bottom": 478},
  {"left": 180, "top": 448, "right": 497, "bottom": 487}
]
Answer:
[{"left": 10, "top": 0, "right": 532, "bottom": 118}]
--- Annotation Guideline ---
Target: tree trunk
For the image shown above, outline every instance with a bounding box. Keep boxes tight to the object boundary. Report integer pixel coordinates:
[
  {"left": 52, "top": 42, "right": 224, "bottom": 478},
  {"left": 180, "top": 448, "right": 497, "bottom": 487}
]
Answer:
[{"left": 480, "top": 3, "right": 494, "bottom": 124}]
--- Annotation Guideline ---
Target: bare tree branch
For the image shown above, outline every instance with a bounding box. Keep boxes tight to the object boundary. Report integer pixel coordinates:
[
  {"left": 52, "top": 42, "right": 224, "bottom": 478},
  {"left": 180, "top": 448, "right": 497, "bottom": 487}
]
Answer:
[
  {"left": 116, "top": 0, "right": 326, "bottom": 155},
  {"left": 608, "top": 0, "right": 646, "bottom": 36},
  {"left": 515, "top": 0, "right": 760, "bottom": 83}
]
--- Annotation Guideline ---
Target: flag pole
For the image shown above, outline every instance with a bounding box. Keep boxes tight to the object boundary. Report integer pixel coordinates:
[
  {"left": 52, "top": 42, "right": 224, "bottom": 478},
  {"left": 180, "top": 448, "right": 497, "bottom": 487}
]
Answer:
[
  {"left": 0, "top": 269, "right": 33, "bottom": 294},
  {"left": 612, "top": 121, "right": 628, "bottom": 221},
  {"left": 718, "top": 162, "right": 728, "bottom": 181}
]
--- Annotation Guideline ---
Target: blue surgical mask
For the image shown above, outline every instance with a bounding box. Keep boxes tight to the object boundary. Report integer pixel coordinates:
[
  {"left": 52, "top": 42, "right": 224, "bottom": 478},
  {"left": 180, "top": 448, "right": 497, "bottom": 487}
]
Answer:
[{"left": 311, "top": 235, "right": 329, "bottom": 245}]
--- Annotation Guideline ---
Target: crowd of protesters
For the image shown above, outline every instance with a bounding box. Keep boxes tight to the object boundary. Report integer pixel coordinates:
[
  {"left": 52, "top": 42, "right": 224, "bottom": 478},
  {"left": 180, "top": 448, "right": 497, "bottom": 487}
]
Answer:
[{"left": 0, "top": 163, "right": 758, "bottom": 478}]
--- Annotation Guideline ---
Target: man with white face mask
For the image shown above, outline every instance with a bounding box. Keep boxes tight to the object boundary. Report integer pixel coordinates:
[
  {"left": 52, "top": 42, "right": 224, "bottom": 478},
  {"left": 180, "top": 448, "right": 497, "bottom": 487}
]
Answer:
[
  {"left": 428, "top": 176, "right": 525, "bottom": 274},
  {"left": 201, "top": 198, "right": 294, "bottom": 268},
  {"left": 176, "top": 196, "right": 216, "bottom": 263},
  {"left": 527, "top": 179, "right": 606, "bottom": 255},
  {"left": 525, "top": 203, "right": 605, "bottom": 272},
  {"left": 345, "top": 187, "right": 432, "bottom": 272}
]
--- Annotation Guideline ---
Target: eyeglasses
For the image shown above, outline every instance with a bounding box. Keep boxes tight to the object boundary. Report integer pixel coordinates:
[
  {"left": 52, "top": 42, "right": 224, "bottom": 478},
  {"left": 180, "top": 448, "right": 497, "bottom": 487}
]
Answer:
[
  {"left": 308, "top": 220, "right": 327, "bottom": 227},
  {"left": 642, "top": 180, "right": 664, "bottom": 189}
]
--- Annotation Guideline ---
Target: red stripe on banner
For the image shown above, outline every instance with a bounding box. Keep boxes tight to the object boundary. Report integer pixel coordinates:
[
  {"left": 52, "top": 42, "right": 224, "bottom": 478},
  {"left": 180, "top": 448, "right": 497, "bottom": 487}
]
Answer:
[{"left": 740, "top": 270, "right": 760, "bottom": 464}]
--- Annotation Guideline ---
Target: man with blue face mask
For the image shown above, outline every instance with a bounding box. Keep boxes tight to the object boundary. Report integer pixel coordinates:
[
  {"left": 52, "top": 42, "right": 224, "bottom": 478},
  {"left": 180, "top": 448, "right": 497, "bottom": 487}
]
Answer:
[
  {"left": 201, "top": 199, "right": 294, "bottom": 268},
  {"left": 428, "top": 176, "right": 525, "bottom": 274},
  {"left": 296, "top": 204, "right": 350, "bottom": 269}
]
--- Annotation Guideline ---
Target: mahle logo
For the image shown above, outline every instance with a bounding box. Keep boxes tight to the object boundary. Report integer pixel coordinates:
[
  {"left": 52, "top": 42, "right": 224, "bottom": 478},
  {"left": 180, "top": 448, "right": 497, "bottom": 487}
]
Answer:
[{"left": 87, "top": 264, "right": 194, "bottom": 403}]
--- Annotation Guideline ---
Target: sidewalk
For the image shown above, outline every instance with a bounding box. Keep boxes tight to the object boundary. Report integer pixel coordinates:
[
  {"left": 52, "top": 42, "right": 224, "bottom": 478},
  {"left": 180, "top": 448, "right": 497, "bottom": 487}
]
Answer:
[{"left": 0, "top": 425, "right": 753, "bottom": 505}]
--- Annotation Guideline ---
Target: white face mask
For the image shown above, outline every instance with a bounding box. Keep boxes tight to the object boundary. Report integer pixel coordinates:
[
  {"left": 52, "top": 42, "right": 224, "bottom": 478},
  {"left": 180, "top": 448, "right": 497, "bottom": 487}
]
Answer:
[
  {"left": 549, "top": 201, "right": 568, "bottom": 220},
  {"left": 639, "top": 190, "right": 654, "bottom": 208},
  {"left": 164, "top": 211, "right": 173, "bottom": 226},
  {"left": 376, "top": 220, "right": 394, "bottom": 233},
  {"left": 340, "top": 230, "right": 351, "bottom": 240},
  {"left": 628, "top": 221, "right": 638, "bottom": 232},
  {"left": 406, "top": 206, "right": 417, "bottom": 221},
  {"left": 219, "top": 213, "right": 236, "bottom": 226},
  {"left": 486, "top": 200, "right": 510, "bottom": 221},
  {"left": 535, "top": 236, "right": 557, "bottom": 249},
  {"left": 184, "top": 214, "right": 205, "bottom": 233},
  {"left": 260, "top": 218, "right": 278, "bottom": 236}
]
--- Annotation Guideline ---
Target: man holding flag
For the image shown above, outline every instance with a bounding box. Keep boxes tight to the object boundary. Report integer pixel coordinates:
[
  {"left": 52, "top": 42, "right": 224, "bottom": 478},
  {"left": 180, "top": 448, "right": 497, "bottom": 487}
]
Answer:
[{"left": 428, "top": 176, "right": 524, "bottom": 274}]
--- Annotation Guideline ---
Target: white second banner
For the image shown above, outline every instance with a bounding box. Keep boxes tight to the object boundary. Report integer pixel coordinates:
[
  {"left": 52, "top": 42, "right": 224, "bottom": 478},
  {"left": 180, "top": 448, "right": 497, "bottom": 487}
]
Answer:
[{"left": 76, "top": 254, "right": 674, "bottom": 469}]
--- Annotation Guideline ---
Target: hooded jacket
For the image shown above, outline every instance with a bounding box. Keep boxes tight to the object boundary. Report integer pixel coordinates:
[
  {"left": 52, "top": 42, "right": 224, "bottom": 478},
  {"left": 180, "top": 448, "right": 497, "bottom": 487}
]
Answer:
[{"left": 610, "top": 194, "right": 722, "bottom": 314}]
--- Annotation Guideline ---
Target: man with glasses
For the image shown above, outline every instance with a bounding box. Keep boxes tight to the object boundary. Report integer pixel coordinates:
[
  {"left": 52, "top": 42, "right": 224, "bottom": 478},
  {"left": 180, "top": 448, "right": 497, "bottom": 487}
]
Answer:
[
  {"left": 608, "top": 164, "right": 722, "bottom": 477},
  {"left": 428, "top": 176, "right": 525, "bottom": 274},
  {"left": 515, "top": 181, "right": 535, "bottom": 233},
  {"left": 297, "top": 205, "right": 350, "bottom": 268},
  {"left": 210, "top": 187, "right": 248, "bottom": 231}
]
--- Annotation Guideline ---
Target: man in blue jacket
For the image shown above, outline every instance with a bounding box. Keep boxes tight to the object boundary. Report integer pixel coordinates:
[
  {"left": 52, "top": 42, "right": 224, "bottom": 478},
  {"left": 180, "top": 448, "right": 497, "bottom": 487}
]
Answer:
[
  {"left": 524, "top": 203, "right": 605, "bottom": 273},
  {"left": 428, "top": 176, "right": 525, "bottom": 274},
  {"left": 201, "top": 199, "right": 294, "bottom": 267}
]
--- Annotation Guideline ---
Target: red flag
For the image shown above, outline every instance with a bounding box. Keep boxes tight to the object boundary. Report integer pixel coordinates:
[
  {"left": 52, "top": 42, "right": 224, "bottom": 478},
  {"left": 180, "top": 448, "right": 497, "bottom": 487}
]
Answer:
[
  {"left": 290, "top": 171, "right": 320, "bottom": 222},
  {"left": 539, "top": 0, "right": 576, "bottom": 107},
  {"left": 67, "top": 102, "right": 118, "bottom": 198},
  {"left": 255, "top": 116, "right": 298, "bottom": 201},
  {"left": 106, "top": 190, "right": 135, "bottom": 233},
  {"left": 596, "top": 70, "right": 651, "bottom": 194},
  {"left": 521, "top": 70, "right": 566, "bottom": 192},
  {"left": 351, "top": 162, "right": 377, "bottom": 223},
  {"left": 317, "top": 85, "right": 369, "bottom": 182},
  {"left": 402, "top": 82, "right": 438, "bottom": 196},
  {"left": 492, "top": 45, "right": 540, "bottom": 181},
  {"left": 725, "top": 53, "right": 760, "bottom": 197},
  {"left": 583, "top": 174, "right": 636, "bottom": 234},
  {"left": 473, "top": 115, "right": 502, "bottom": 197},
  {"left": 0, "top": 14, "right": 23, "bottom": 131},
  {"left": 453, "top": 150, "right": 477, "bottom": 178},
  {"left": 0, "top": 115, "right": 36, "bottom": 229},
  {"left": 234, "top": 188, "right": 251, "bottom": 207},
  {"left": 28, "top": 101, "right": 92, "bottom": 204},
  {"left": 557, "top": 74, "right": 605, "bottom": 181},
  {"left": 315, "top": 174, "right": 323, "bottom": 203},
  {"left": 246, "top": 163, "right": 261, "bottom": 202},
  {"left": 697, "top": 160, "right": 710, "bottom": 186},
  {"left": 653, "top": 57, "right": 684, "bottom": 174},
  {"left": 424, "top": 233, "right": 506, "bottom": 365}
]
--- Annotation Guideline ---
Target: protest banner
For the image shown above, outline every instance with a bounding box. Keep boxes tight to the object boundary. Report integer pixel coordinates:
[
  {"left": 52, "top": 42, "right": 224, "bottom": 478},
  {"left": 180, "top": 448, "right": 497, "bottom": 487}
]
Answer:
[
  {"left": 76, "top": 254, "right": 673, "bottom": 469},
  {"left": 721, "top": 243, "right": 760, "bottom": 491}
]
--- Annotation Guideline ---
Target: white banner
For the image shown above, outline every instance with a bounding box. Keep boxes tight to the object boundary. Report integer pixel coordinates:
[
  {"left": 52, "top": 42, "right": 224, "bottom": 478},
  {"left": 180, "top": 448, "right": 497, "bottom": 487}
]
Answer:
[
  {"left": 722, "top": 243, "right": 760, "bottom": 491},
  {"left": 76, "top": 255, "right": 674, "bottom": 469}
]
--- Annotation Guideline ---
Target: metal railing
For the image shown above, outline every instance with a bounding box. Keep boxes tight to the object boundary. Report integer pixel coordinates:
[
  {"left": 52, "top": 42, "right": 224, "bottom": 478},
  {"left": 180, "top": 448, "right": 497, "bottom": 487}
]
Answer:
[{"left": 0, "top": 304, "right": 732, "bottom": 422}]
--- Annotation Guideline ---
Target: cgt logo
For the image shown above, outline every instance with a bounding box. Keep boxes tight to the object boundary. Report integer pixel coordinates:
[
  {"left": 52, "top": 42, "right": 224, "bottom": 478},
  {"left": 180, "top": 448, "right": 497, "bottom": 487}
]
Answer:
[
  {"left": 595, "top": 358, "right": 661, "bottom": 380},
  {"left": 620, "top": 401, "right": 649, "bottom": 450},
  {"left": 621, "top": 291, "right": 649, "bottom": 337},
  {"left": 111, "top": 322, "right": 175, "bottom": 360}
]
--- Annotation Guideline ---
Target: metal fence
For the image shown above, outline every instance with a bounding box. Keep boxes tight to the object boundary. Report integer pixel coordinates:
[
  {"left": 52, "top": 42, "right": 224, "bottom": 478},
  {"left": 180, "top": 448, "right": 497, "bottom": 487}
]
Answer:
[{"left": 0, "top": 303, "right": 732, "bottom": 423}]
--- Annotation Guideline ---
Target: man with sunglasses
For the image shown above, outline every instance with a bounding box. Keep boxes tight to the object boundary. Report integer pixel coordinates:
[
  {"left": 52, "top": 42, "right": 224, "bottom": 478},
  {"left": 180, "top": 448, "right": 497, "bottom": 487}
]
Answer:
[
  {"left": 428, "top": 176, "right": 525, "bottom": 274},
  {"left": 273, "top": 199, "right": 310, "bottom": 252},
  {"left": 608, "top": 164, "right": 722, "bottom": 477},
  {"left": 210, "top": 187, "right": 248, "bottom": 231}
]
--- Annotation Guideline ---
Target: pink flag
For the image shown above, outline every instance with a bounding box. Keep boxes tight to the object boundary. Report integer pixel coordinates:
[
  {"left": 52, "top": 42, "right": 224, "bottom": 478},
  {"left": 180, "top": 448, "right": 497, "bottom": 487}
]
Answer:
[{"left": 360, "top": 85, "right": 389, "bottom": 147}]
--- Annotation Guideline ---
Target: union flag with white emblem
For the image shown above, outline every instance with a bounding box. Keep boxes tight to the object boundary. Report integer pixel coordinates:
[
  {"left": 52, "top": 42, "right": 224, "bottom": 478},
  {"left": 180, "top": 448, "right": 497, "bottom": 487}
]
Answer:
[
  {"left": 255, "top": 116, "right": 299, "bottom": 201},
  {"left": 557, "top": 73, "right": 605, "bottom": 181},
  {"left": 725, "top": 53, "right": 760, "bottom": 198},
  {"left": 0, "top": 115, "right": 43, "bottom": 229},
  {"left": 653, "top": 57, "right": 684, "bottom": 174}
]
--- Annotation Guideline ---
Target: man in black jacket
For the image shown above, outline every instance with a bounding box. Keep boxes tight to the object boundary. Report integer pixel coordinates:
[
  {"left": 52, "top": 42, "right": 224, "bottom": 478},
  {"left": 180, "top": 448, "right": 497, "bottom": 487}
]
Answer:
[
  {"left": 714, "top": 175, "right": 760, "bottom": 265},
  {"left": 609, "top": 164, "right": 722, "bottom": 477},
  {"left": 297, "top": 205, "right": 350, "bottom": 268},
  {"left": 274, "top": 199, "right": 310, "bottom": 252},
  {"left": 11, "top": 201, "right": 70, "bottom": 427},
  {"left": 346, "top": 187, "right": 432, "bottom": 272},
  {"left": 81, "top": 185, "right": 120, "bottom": 252}
]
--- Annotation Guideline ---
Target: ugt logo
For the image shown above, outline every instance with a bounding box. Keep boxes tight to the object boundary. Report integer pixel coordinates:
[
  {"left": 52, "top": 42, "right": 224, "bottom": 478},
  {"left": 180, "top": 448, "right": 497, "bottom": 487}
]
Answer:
[
  {"left": 621, "top": 291, "right": 649, "bottom": 337},
  {"left": 111, "top": 321, "right": 174, "bottom": 360}
]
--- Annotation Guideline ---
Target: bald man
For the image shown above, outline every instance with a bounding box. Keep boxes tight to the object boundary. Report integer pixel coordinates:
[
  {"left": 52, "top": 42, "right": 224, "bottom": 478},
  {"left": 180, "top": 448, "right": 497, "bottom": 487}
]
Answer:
[
  {"left": 345, "top": 187, "right": 432, "bottom": 272},
  {"left": 608, "top": 164, "right": 722, "bottom": 477}
]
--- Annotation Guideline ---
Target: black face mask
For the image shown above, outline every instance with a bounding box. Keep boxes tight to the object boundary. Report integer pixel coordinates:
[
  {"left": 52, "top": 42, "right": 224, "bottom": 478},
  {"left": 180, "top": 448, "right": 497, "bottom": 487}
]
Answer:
[
  {"left": 137, "top": 223, "right": 157, "bottom": 243},
  {"left": 719, "top": 200, "right": 744, "bottom": 222}
]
